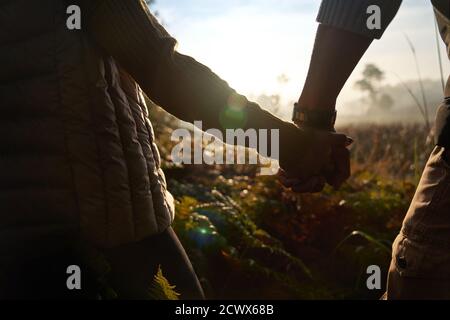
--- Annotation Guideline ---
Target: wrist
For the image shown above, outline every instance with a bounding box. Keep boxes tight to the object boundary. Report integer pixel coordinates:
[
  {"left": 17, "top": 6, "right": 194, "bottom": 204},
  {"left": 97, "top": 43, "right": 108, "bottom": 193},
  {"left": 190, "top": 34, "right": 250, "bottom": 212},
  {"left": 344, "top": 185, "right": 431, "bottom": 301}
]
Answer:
[
  {"left": 292, "top": 103, "right": 337, "bottom": 131},
  {"left": 298, "top": 89, "right": 337, "bottom": 111}
]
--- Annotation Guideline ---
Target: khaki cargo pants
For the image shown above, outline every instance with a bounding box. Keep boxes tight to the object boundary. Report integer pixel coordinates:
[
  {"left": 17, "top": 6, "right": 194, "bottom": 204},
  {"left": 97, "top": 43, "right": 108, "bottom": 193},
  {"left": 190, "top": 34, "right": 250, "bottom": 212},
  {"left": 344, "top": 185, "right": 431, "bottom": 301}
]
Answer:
[
  {"left": 385, "top": 146, "right": 450, "bottom": 299},
  {"left": 384, "top": 6, "right": 450, "bottom": 299}
]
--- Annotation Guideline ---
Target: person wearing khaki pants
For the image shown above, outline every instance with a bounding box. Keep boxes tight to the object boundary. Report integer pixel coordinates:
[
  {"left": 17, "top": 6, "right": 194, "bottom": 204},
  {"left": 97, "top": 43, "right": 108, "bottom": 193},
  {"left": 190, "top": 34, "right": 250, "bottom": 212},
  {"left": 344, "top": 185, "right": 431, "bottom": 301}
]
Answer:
[
  {"left": 387, "top": 144, "right": 450, "bottom": 299},
  {"left": 287, "top": 1, "right": 450, "bottom": 299}
]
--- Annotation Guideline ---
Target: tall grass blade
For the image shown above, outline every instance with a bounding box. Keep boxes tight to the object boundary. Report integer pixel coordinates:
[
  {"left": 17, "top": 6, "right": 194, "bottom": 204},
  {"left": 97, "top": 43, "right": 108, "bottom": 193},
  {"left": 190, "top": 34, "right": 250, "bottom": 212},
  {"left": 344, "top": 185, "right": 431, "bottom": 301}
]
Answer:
[
  {"left": 334, "top": 230, "right": 392, "bottom": 256},
  {"left": 393, "top": 73, "right": 427, "bottom": 121},
  {"left": 404, "top": 34, "right": 430, "bottom": 132},
  {"left": 434, "top": 16, "right": 446, "bottom": 93}
]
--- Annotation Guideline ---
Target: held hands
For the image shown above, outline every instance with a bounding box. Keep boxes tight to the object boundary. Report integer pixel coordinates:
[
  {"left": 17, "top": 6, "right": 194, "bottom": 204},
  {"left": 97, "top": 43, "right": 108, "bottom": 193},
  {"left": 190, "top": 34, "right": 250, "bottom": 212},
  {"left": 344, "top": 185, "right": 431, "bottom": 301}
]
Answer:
[{"left": 277, "top": 123, "right": 352, "bottom": 193}]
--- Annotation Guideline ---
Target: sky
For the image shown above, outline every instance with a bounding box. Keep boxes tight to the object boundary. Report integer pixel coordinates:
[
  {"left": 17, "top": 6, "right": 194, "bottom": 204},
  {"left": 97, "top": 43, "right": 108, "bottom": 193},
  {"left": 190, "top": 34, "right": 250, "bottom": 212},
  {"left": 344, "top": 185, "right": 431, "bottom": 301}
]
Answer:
[{"left": 153, "top": 0, "right": 450, "bottom": 119}]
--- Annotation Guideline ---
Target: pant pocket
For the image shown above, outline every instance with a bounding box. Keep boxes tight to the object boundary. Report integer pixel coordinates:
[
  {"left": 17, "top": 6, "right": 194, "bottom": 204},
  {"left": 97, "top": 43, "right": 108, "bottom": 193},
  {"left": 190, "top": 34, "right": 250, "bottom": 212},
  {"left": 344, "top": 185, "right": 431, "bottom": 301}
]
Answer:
[{"left": 392, "top": 233, "right": 450, "bottom": 280}]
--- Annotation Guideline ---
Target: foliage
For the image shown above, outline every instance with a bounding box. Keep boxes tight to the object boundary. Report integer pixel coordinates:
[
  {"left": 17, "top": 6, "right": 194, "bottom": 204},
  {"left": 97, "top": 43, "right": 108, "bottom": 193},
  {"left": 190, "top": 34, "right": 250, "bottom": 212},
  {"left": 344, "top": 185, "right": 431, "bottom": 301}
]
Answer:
[
  {"left": 147, "top": 105, "right": 432, "bottom": 299},
  {"left": 148, "top": 266, "right": 181, "bottom": 300}
]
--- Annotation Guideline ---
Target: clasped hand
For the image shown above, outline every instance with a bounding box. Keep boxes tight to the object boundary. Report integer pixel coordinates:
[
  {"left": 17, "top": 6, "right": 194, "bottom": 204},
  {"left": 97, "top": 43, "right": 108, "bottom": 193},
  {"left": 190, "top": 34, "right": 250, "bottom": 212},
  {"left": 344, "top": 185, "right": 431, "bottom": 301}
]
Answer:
[{"left": 277, "top": 125, "right": 352, "bottom": 193}]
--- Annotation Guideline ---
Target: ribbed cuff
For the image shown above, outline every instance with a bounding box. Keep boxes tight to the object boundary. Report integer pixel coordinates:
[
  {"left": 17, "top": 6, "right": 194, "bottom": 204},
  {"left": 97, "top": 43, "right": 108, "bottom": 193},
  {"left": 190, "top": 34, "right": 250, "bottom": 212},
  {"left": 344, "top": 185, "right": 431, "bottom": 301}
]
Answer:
[{"left": 317, "top": 0, "right": 402, "bottom": 40}]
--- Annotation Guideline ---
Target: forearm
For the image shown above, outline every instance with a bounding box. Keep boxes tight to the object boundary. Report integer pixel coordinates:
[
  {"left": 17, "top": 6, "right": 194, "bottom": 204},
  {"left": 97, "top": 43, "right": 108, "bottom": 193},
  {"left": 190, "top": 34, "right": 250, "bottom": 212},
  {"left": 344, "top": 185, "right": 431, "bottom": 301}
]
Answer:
[
  {"left": 298, "top": 24, "right": 372, "bottom": 110},
  {"left": 81, "top": 0, "right": 297, "bottom": 152},
  {"left": 300, "top": 0, "right": 402, "bottom": 111},
  {"left": 144, "top": 51, "right": 290, "bottom": 135}
]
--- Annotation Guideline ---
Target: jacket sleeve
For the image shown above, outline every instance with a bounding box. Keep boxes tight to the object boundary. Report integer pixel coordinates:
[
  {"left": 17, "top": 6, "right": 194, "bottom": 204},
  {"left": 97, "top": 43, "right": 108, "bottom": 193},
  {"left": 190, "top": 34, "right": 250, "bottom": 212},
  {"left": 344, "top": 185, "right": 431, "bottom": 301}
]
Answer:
[
  {"left": 317, "top": 0, "right": 402, "bottom": 39},
  {"left": 78, "top": 0, "right": 286, "bottom": 135}
]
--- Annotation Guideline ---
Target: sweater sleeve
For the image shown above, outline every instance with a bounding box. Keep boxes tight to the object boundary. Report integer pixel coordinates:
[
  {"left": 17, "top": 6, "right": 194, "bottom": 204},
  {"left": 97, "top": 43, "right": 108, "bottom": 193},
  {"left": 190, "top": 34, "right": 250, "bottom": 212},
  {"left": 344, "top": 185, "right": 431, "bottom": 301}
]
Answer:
[
  {"left": 78, "top": 0, "right": 288, "bottom": 135},
  {"left": 317, "top": 0, "right": 402, "bottom": 39}
]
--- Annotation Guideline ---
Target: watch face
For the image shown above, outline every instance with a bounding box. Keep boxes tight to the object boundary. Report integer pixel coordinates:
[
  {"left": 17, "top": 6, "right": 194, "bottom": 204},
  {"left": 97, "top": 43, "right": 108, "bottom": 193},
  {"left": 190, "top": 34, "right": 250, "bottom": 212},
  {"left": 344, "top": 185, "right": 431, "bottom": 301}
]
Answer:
[{"left": 293, "top": 105, "right": 336, "bottom": 130}]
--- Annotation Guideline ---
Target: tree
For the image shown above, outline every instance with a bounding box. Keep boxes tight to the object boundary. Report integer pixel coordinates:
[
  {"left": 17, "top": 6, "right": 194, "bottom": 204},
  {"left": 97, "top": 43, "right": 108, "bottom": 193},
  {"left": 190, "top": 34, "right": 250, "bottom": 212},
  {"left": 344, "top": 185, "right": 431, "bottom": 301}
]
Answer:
[{"left": 355, "top": 64, "right": 393, "bottom": 111}]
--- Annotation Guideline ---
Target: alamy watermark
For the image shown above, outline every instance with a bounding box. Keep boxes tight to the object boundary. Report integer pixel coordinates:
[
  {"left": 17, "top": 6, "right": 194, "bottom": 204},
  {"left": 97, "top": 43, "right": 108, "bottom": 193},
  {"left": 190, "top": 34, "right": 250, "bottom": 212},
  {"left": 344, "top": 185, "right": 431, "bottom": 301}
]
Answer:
[
  {"left": 66, "top": 265, "right": 81, "bottom": 290},
  {"left": 170, "top": 121, "right": 280, "bottom": 176},
  {"left": 366, "top": 265, "right": 382, "bottom": 290},
  {"left": 66, "top": 4, "right": 383, "bottom": 32},
  {"left": 66, "top": 5, "right": 81, "bottom": 30},
  {"left": 366, "top": 5, "right": 382, "bottom": 30}
]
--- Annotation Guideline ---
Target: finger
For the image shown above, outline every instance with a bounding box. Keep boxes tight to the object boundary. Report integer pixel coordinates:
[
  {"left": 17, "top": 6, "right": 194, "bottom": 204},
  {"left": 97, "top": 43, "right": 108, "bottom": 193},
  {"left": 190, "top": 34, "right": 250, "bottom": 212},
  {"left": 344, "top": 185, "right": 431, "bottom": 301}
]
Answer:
[
  {"left": 291, "top": 176, "right": 326, "bottom": 193},
  {"left": 331, "top": 149, "right": 350, "bottom": 189},
  {"left": 277, "top": 168, "right": 286, "bottom": 179},
  {"left": 277, "top": 169, "right": 302, "bottom": 188},
  {"left": 344, "top": 137, "right": 354, "bottom": 147},
  {"left": 316, "top": 130, "right": 353, "bottom": 148},
  {"left": 278, "top": 175, "right": 295, "bottom": 188},
  {"left": 327, "top": 147, "right": 351, "bottom": 189},
  {"left": 309, "top": 177, "right": 326, "bottom": 193},
  {"left": 326, "top": 132, "right": 353, "bottom": 148},
  {"left": 292, "top": 178, "right": 325, "bottom": 193}
]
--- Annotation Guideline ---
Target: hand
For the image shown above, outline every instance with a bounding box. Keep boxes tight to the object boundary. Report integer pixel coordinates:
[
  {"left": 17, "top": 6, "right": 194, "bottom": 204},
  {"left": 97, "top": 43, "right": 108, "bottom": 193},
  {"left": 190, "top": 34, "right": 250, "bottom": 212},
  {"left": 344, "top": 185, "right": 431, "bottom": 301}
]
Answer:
[
  {"left": 326, "top": 141, "right": 352, "bottom": 189},
  {"left": 277, "top": 124, "right": 351, "bottom": 193},
  {"left": 278, "top": 169, "right": 327, "bottom": 193}
]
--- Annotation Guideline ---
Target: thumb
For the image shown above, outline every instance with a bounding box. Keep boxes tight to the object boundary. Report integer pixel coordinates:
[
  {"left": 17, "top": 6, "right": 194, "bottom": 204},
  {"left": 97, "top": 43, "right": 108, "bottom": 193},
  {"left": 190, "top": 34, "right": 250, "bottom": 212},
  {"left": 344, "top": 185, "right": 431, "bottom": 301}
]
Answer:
[{"left": 325, "top": 132, "right": 353, "bottom": 147}]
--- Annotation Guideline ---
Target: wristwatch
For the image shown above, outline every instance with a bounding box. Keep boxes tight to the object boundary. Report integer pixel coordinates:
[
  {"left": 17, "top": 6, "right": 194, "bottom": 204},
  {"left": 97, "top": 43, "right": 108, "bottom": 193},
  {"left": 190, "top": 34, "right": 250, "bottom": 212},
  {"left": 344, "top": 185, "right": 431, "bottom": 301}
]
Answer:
[{"left": 292, "top": 103, "right": 337, "bottom": 131}]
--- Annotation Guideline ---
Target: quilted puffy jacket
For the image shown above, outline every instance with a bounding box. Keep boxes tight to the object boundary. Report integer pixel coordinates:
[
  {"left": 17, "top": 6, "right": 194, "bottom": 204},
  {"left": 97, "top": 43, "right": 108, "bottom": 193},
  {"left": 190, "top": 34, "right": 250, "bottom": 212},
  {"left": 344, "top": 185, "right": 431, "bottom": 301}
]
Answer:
[{"left": 0, "top": 0, "right": 175, "bottom": 252}]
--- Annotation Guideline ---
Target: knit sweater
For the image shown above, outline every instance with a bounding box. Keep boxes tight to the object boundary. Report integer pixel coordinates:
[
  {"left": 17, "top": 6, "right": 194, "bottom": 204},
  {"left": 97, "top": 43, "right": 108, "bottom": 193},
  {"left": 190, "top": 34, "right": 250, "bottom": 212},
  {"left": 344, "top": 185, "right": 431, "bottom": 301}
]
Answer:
[
  {"left": 317, "top": 0, "right": 450, "bottom": 147},
  {"left": 317, "top": 0, "right": 449, "bottom": 40}
]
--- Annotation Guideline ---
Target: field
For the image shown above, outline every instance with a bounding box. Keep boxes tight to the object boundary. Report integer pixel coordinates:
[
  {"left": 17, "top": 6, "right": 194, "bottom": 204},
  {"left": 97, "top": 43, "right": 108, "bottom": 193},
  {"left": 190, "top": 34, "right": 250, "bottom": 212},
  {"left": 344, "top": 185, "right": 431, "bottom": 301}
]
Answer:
[{"left": 150, "top": 107, "right": 434, "bottom": 300}]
